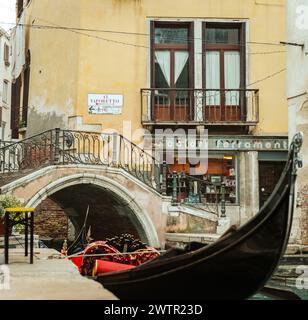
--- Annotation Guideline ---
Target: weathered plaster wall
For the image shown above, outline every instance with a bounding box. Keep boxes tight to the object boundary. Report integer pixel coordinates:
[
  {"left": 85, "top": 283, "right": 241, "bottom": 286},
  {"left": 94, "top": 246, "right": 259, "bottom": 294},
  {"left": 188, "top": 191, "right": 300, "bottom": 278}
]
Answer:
[
  {"left": 166, "top": 214, "right": 217, "bottom": 233},
  {"left": 23, "top": 0, "right": 81, "bottom": 136},
  {"left": 23, "top": 0, "right": 287, "bottom": 136}
]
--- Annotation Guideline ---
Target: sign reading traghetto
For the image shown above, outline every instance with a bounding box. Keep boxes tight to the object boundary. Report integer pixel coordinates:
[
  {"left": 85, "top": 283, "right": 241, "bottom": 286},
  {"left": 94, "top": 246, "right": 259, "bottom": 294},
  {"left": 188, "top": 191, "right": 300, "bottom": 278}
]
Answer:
[{"left": 88, "top": 94, "right": 123, "bottom": 115}]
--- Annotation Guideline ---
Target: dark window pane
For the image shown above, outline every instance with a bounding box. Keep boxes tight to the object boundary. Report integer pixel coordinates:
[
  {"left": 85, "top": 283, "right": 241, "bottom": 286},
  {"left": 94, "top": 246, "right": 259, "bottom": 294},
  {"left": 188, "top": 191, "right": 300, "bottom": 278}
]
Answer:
[
  {"left": 154, "top": 51, "right": 170, "bottom": 88},
  {"left": 155, "top": 27, "right": 188, "bottom": 44},
  {"left": 175, "top": 58, "right": 189, "bottom": 107},
  {"left": 205, "top": 27, "right": 239, "bottom": 44},
  {"left": 155, "top": 62, "right": 169, "bottom": 88},
  {"left": 175, "top": 59, "right": 189, "bottom": 88}
]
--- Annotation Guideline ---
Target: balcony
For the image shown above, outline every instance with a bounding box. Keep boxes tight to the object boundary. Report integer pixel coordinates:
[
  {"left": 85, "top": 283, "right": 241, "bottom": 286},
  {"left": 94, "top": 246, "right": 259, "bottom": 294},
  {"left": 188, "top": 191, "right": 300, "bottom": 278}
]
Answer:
[{"left": 141, "top": 88, "right": 259, "bottom": 126}]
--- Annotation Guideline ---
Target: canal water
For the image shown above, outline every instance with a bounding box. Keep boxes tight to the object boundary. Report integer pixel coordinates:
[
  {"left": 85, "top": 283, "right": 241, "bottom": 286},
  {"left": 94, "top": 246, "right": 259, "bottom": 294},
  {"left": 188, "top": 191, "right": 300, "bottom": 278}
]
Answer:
[{"left": 251, "top": 280, "right": 308, "bottom": 300}]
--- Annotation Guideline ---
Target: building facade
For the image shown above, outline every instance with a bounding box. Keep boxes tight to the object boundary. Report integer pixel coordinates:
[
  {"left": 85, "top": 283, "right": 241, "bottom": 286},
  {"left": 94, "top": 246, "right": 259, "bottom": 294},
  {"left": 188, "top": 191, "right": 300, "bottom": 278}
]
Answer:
[
  {"left": 0, "top": 27, "right": 12, "bottom": 142},
  {"left": 13, "top": 0, "right": 289, "bottom": 239},
  {"left": 287, "top": 0, "right": 308, "bottom": 246}
]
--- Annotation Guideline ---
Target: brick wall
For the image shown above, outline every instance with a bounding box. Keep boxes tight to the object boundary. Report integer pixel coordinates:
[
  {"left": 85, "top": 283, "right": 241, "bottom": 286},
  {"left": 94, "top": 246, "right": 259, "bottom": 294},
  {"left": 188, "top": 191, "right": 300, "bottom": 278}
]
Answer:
[{"left": 35, "top": 198, "right": 68, "bottom": 240}]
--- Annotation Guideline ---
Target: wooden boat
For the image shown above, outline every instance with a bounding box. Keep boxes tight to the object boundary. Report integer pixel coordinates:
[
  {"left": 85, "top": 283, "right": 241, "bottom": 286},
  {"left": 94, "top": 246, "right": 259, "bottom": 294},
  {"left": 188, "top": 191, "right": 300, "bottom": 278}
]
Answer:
[{"left": 94, "top": 132, "right": 303, "bottom": 300}]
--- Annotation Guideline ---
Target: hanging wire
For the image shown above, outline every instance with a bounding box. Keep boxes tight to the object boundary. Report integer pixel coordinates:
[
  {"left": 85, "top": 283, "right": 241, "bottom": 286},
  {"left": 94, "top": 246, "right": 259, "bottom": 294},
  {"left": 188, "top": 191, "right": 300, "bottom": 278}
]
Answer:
[{"left": 0, "top": 19, "right": 288, "bottom": 50}]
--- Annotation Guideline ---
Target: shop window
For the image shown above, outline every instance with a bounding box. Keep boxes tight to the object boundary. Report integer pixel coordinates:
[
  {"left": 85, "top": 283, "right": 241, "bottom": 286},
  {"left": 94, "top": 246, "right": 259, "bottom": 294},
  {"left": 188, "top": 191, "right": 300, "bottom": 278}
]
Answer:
[
  {"left": 202, "top": 153, "right": 238, "bottom": 204},
  {"left": 165, "top": 153, "right": 238, "bottom": 204}
]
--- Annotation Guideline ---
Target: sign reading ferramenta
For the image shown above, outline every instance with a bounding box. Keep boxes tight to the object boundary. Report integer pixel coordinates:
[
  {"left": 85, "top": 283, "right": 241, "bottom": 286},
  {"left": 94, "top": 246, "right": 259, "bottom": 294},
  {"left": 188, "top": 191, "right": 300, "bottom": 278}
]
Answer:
[
  {"left": 151, "top": 134, "right": 289, "bottom": 151},
  {"left": 88, "top": 94, "right": 123, "bottom": 115},
  {"left": 206, "top": 137, "right": 289, "bottom": 151}
]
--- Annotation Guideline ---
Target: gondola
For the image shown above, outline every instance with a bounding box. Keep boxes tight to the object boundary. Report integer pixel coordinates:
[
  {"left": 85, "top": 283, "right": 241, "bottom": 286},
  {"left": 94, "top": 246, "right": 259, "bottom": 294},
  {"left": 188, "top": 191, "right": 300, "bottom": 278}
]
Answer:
[{"left": 93, "top": 132, "right": 303, "bottom": 300}]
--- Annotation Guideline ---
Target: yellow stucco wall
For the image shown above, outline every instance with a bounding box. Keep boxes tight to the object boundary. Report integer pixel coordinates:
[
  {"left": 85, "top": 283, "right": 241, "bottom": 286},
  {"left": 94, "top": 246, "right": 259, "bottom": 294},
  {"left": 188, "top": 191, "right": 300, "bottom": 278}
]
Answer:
[{"left": 23, "top": 0, "right": 287, "bottom": 136}]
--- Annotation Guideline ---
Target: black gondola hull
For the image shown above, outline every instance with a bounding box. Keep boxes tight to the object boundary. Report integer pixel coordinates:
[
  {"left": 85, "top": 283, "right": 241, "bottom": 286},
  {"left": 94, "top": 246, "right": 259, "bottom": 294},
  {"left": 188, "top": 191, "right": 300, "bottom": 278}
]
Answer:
[{"left": 95, "top": 134, "right": 302, "bottom": 300}]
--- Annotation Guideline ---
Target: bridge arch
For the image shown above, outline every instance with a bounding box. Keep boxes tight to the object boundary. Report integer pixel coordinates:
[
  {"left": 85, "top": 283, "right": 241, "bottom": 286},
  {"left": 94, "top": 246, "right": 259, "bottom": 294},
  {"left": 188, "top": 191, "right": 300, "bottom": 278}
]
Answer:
[{"left": 25, "top": 172, "right": 160, "bottom": 247}]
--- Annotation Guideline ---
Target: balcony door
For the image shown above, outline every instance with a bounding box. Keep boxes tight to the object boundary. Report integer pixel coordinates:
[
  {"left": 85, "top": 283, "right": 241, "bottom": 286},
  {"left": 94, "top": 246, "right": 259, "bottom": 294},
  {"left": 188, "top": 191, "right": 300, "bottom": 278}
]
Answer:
[
  {"left": 203, "top": 23, "right": 245, "bottom": 122},
  {"left": 151, "top": 23, "right": 193, "bottom": 122}
]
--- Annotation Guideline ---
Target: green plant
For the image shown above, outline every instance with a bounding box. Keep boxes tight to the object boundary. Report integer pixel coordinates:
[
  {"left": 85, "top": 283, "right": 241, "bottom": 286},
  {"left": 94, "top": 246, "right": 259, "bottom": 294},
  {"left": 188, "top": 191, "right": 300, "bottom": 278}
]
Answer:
[
  {"left": 0, "top": 195, "right": 23, "bottom": 216},
  {"left": 0, "top": 195, "right": 24, "bottom": 232}
]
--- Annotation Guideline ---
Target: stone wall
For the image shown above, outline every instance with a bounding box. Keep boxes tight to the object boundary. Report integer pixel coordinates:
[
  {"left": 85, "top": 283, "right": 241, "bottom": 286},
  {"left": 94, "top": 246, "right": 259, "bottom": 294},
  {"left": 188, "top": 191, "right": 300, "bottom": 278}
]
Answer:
[
  {"left": 298, "top": 185, "right": 308, "bottom": 245},
  {"left": 166, "top": 213, "right": 217, "bottom": 234}
]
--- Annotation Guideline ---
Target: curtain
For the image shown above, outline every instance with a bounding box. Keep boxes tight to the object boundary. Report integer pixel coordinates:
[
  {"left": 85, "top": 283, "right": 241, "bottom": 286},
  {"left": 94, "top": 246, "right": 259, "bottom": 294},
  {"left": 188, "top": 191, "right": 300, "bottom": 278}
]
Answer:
[
  {"left": 205, "top": 51, "right": 220, "bottom": 105},
  {"left": 224, "top": 51, "right": 240, "bottom": 105},
  {"left": 174, "top": 51, "right": 189, "bottom": 85},
  {"left": 155, "top": 51, "right": 171, "bottom": 87}
]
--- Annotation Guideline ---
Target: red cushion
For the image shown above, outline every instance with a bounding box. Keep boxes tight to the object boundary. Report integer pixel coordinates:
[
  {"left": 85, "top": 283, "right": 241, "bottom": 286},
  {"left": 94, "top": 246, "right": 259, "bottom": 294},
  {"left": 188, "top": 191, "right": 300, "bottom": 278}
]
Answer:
[
  {"left": 69, "top": 256, "right": 83, "bottom": 271},
  {"left": 93, "top": 259, "right": 135, "bottom": 276}
]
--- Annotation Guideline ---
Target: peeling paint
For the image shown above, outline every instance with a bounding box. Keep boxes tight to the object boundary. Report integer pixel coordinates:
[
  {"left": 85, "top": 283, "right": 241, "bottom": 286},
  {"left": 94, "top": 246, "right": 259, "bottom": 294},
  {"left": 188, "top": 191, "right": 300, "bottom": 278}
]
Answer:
[{"left": 27, "top": 106, "right": 68, "bottom": 136}]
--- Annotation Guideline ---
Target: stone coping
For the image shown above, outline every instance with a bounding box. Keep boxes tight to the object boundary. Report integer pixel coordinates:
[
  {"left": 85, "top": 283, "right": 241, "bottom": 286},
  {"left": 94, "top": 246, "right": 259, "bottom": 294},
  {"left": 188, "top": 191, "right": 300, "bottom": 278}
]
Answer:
[{"left": 0, "top": 248, "right": 117, "bottom": 300}]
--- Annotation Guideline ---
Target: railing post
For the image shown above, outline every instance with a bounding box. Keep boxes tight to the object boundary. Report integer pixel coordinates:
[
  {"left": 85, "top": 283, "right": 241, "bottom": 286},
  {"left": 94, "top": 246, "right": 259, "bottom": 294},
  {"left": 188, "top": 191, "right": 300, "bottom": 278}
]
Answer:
[
  {"left": 220, "top": 182, "right": 226, "bottom": 218},
  {"left": 180, "top": 171, "right": 186, "bottom": 202},
  {"left": 49, "top": 129, "right": 53, "bottom": 164},
  {"left": 161, "top": 160, "right": 167, "bottom": 196},
  {"left": 54, "top": 128, "right": 60, "bottom": 164},
  {"left": 188, "top": 178, "right": 194, "bottom": 199},
  {"left": 151, "top": 89, "right": 155, "bottom": 122},
  {"left": 172, "top": 171, "right": 178, "bottom": 205},
  {"left": 112, "top": 132, "right": 118, "bottom": 166}
]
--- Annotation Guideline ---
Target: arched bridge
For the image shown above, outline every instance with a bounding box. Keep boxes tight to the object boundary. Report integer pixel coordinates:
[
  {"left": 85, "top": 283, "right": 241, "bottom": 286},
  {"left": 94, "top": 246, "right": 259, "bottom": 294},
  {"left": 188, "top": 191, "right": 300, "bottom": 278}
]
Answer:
[{"left": 0, "top": 129, "right": 219, "bottom": 247}]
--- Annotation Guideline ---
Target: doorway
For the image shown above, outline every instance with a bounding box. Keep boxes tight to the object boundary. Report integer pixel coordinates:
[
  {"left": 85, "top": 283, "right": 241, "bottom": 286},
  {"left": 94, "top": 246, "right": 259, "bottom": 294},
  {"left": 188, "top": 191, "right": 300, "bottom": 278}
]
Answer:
[{"left": 259, "top": 161, "right": 285, "bottom": 208}]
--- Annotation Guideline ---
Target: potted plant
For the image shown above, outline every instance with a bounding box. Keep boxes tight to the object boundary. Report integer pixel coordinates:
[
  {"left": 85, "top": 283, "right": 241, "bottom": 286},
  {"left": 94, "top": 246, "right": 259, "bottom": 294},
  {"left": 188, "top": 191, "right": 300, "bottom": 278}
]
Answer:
[{"left": 0, "top": 195, "right": 23, "bottom": 236}]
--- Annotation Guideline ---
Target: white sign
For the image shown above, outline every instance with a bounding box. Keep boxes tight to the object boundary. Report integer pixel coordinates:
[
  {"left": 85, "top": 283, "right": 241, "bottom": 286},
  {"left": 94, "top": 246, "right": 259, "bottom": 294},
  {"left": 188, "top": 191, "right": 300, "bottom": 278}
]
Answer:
[
  {"left": 88, "top": 94, "right": 123, "bottom": 115},
  {"left": 296, "top": 5, "right": 308, "bottom": 30}
]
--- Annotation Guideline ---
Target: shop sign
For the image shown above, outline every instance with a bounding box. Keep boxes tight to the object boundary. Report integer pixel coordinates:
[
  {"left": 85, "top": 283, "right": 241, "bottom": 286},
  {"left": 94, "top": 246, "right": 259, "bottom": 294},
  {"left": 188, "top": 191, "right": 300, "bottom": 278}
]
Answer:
[
  {"left": 209, "top": 137, "right": 289, "bottom": 151},
  {"left": 88, "top": 94, "right": 123, "bottom": 115},
  {"left": 147, "top": 134, "right": 288, "bottom": 152}
]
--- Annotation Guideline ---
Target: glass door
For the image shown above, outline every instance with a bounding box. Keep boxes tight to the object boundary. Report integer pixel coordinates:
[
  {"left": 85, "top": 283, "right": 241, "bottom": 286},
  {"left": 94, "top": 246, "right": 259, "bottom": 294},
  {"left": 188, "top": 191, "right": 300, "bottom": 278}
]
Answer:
[
  {"left": 203, "top": 23, "right": 244, "bottom": 122},
  {"left": 153, "top": 24, "right": 192, "bottom": 121}
]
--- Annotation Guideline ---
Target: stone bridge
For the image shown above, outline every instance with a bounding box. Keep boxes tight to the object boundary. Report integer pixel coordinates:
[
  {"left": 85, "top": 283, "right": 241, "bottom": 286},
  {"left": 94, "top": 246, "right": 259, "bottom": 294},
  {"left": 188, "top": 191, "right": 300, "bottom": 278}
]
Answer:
[
  {"left": 0, "top": 164, "right": 169, "bottom": 247},
  {"left": 0, "top": 129, "right": 219, "bottom": 248}
]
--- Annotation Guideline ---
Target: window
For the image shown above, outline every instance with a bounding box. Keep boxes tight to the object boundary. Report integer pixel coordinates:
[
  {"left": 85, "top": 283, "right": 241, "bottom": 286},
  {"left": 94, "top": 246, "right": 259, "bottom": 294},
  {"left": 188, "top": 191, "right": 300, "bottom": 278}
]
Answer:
[
  {"left": 203, "top": 23, "right": 245, "bottom": 121},
  {"left": 203, "top": 153, "right": 238, "bottom": 204},
  {"left": 165, "top": 152, "right": 238, "bottom": 204},
  {"left": 151, "top": 22, "right": 194, "bottom": 121},
  {"left": 2, "top": 80, "right": 8, "bottom": 104},
  {"left": 3, "top": 43, "right": 10, "bottom": 67}
]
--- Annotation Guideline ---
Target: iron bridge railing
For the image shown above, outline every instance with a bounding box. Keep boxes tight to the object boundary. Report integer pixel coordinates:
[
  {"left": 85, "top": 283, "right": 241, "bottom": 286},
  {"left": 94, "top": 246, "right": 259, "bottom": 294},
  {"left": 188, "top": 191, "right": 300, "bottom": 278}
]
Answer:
[{"left": 0, "top": 129, "right": 161, "bottom": 192}]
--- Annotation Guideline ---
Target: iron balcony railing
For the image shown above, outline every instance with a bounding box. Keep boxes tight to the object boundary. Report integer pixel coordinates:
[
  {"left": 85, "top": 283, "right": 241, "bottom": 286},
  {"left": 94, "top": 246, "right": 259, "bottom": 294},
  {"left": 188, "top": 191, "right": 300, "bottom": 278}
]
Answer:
[
  {"left": 0, "top": 140, "right": 15, "bottom": 148},
  {"left": 141, "top": 88, "right": 259, "bottom": 124}
]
